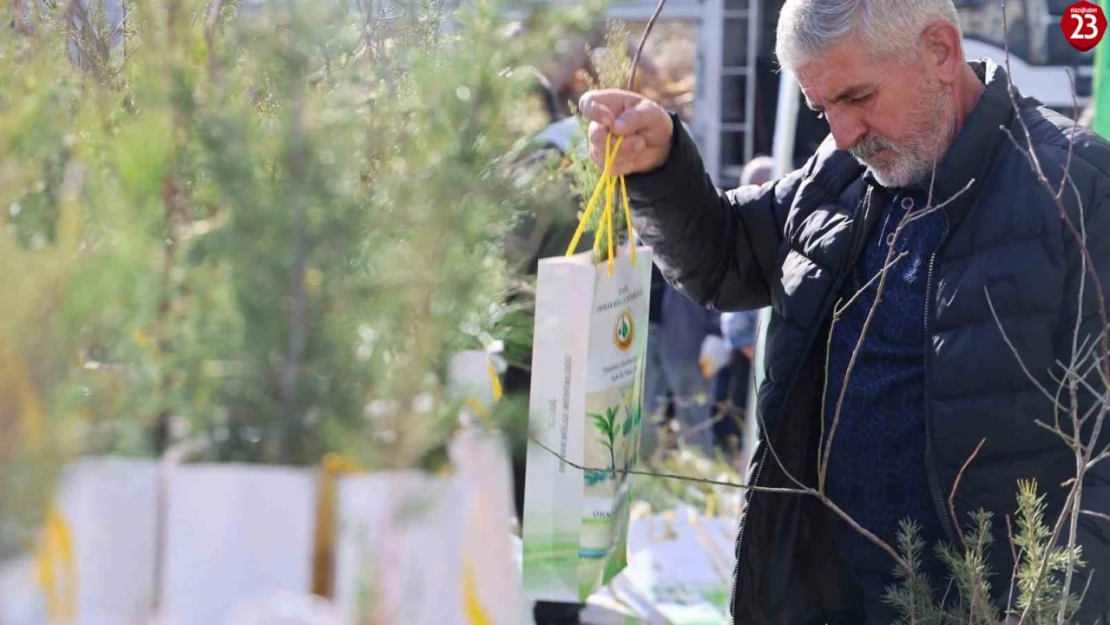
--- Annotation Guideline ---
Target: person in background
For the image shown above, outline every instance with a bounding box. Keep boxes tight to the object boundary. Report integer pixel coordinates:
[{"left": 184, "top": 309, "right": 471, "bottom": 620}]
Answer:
[
  {"left": 711, "top": 157, "right": 774, "bottom": 464},
  {"left": 714, "top": 308, "right": 759, "bottom": 462},
  {"left": 739, "top": 155, "right": 775, "bottom": 186},
  {"left": 639, "top": 261, "right": 669, "bottom": 460},
  {"left": 654, "top": 281, "right": 729, "bottom": 457}
]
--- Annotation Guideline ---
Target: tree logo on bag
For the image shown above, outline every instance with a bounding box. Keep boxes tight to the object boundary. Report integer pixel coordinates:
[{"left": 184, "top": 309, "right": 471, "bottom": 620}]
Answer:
[{"left": 614, "top": 310, "right": 635, "bottom": 352}]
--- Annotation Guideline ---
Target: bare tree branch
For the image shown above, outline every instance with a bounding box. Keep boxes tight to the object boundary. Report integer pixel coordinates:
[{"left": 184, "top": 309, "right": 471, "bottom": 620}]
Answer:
[{"left": 949, "top": 438, "right": 986, "bottom": 552}]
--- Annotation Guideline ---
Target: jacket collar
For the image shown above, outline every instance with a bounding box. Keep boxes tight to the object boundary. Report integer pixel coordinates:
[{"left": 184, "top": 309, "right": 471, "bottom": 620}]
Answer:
[{"left": 863, "top": 58, "right": 1018, "bottom": 217}]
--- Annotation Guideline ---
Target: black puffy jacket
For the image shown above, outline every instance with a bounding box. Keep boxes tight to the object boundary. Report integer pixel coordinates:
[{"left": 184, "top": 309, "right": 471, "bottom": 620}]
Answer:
[{"left": 625, "top": 59, "right": 1110, "bottom": 624}]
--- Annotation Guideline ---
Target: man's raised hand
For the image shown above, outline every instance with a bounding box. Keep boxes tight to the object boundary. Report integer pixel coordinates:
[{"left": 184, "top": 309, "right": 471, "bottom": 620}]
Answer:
[{"left": 577, "top": 89, "right": 674, "bottom": 177}]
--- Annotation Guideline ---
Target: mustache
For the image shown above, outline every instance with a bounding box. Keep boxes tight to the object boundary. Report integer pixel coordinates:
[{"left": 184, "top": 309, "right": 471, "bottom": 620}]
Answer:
[{"left": 849, "top": 133, "right": 901, "bottom": 161}]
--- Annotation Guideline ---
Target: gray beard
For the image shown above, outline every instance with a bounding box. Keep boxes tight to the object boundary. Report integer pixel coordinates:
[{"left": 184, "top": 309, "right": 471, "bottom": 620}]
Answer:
[
  {"left": 861, "top": 152, "right": 934, "bottom": 189},
  {"left": 849, "top": 82, "right": 954, "bottom": 189}
]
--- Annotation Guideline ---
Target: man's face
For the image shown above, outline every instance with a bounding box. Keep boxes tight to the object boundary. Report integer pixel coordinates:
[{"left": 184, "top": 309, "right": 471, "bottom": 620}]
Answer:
[{"left": 796, "top": 38, "right": 955, "bottom": 188}]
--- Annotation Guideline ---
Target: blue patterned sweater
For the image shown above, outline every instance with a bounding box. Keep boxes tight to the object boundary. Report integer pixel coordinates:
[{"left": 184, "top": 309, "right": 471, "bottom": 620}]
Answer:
[{"left": 824, "top": 188, "right": 950, "bottom": 605}]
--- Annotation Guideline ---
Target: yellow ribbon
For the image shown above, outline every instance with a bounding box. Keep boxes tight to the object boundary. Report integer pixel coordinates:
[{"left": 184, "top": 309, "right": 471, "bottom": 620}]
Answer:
[
  {"left": 33, "top": 503, "right": 75, "bottom": 622},
  {"left": 311, "top": 453, "right": 359, "bottom": 598},
  {"left": 462, "top": 359, "right": 503, "bottom": 427},
  {"left": 462, "top": 561, "right": 494, "bottom": 625},
  {"left": 565, "top": 133, "right": 638, "bottom": 274},
  {"left": 489, "top": 361, "right": 503, "bottom": 403}
]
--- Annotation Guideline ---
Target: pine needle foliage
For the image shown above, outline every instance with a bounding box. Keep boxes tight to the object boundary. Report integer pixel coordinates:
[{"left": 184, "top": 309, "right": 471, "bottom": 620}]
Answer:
[{"left": 884, "top": 480, "right": 1088, "bottom": 625}]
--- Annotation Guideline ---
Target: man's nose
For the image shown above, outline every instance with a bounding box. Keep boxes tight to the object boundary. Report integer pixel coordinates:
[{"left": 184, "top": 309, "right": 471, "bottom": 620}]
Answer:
[{"left": 826, "top": 110, "right": 867, "bottom": 152}]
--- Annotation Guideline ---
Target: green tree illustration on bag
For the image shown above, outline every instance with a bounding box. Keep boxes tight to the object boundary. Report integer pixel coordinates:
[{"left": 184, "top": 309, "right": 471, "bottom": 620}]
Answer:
[
  {"left": 620, "top": 401, "right": 642, "bottom": 477},
  {"left": 587, "top": 406, "right": 620, "bottom": 485}
]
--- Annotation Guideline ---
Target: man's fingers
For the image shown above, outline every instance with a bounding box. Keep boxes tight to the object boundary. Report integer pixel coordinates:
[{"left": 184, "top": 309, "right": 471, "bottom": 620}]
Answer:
[
  {"left": 578, "top": 93, "right": 616, "bottom": 126},
  {"left": 588, "top": 122, "right": 645, "bottom": 174},
  {"left": 613, "top": 105, "right": 645, "bottom": 135},
  {"left": 614, "top": 100, "right": 669, "bottom": 137},
  {"left": 622, "top": 134, "right": 646, "bottom": 154},
  {"left": 578, "top": 88, "right": 644, "bottom": 123},
  {"left": 588, "top": 120, "right": 610, "bottom": 149},
  {"left": 580, "top": 89, "right": 671, "bottom": 175}
]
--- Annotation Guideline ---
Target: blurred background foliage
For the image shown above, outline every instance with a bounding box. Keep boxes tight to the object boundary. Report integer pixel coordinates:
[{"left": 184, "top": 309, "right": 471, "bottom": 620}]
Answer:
[{"left": 0, "top": 0, "right": 613, "bottom": 558}]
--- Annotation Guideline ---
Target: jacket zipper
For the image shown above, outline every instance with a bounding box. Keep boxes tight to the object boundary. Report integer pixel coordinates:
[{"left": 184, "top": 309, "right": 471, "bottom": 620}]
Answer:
[
  {"left": 923, "top": 212, "right": 958, "bottom": 544},
  {"left": 730, "top": 189, "right": 871, "bottom": 621}
]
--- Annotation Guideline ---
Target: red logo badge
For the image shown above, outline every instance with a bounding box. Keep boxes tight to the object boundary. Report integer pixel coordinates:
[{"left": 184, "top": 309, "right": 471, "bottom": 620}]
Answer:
[{"left": 1062, "top": 0, "right": 1107, "bottom": 53}]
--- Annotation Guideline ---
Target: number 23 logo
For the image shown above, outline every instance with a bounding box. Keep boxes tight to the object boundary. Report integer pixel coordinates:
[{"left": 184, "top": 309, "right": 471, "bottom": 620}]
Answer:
[
  {"left": 1072, "top": 13, "right": 1100, "bottom": 39},
  {"left": 1062, "top": 3, "right": 1105, "bottom": 53}
]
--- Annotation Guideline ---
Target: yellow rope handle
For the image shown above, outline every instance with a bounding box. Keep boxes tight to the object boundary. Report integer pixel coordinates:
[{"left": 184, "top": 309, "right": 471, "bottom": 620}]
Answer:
[
  {"left": 564, "top": 132, "right": 638, "bottom": 272},
  {"left": 571, "top": 133, "right": 619, "bottom": 258},
  {"left": 620, "top": 174, "right": 637, "bottom": 265}
]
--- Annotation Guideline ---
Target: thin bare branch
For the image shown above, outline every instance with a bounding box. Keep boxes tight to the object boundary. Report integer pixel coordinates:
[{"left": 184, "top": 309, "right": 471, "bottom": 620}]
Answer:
[
  {"left": 1005, "top": 514, "right": 1022, "bottom": 619},
  {"left": 999, "top": 127, "right": 1109, "bottom": 387},
  {"left": 754, "top": 403, "right": 812, "bottom": 493},
  {"left": 833, "top": 251, "right": 908, "bottom": 317},
  {"left": 1058, "top": 68, "right": 1079, "bottom": 203},
  {"left": 627, "top": 0, "right": 667, "bottom": 92},
  {"left": 1080, "top": 509, "right": 1110, "bottom": 524},
  {"left": 949, "top": 438, "right": 986, "bottom": 552},
  {"left": 528, "top": 434, "right": 800, "bottom": 495},
  {"left": 1034, "top": 419, "right": 1077, "bottom": 448},
  {"left": 985, "top": 287, "right": 1062, "bottom": 410}
]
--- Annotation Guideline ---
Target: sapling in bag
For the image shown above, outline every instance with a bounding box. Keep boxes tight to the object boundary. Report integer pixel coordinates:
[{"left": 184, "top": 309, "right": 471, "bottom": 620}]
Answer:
[{"left": 521, "top": 134, "right": 653, "bottom": 603}]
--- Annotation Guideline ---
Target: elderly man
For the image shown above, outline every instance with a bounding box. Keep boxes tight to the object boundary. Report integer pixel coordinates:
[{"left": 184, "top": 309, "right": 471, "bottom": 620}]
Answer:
[{"left": 578, "top": 1, "right": 1110, "bottom": 624}]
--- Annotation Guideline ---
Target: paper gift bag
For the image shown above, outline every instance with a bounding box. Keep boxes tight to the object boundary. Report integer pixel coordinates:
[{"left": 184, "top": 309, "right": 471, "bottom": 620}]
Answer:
[
  {"left": 520, "top": 243, "right": 653, "bottom": 603},
  {"left": 158, "top": 463, "right": 316, "bottom": 625},
  {"left": 332, "top": 427, "right": 527, "bottom": 625},
  {"left": 332, "top": 471, "right": 467, "bottom": 624},
  {"left": 609, "top": 509, "right": 737, "bottom": 625},
  {"left": 0, "top": 457, "right": 160, "bottom": 625},
  {"left": 449, "top": 428, "right": 529, "bottom": 625},
  {"left": 221, "top": 591, "right": 350, "bottom": 625},
  {"left": 448, "top": 349, "right": 504, "bottom": 427}
]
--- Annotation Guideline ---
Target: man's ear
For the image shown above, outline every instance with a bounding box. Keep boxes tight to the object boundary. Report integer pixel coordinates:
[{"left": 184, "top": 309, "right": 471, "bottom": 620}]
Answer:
[{"left": 920, "top": 19, "right": 963, "bottom": 82}]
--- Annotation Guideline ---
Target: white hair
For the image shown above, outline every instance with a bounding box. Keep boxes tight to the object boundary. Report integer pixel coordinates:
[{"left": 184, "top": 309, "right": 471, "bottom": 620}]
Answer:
[{"left": 775, "top": 0, "right": 962, "bottom": 71}]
